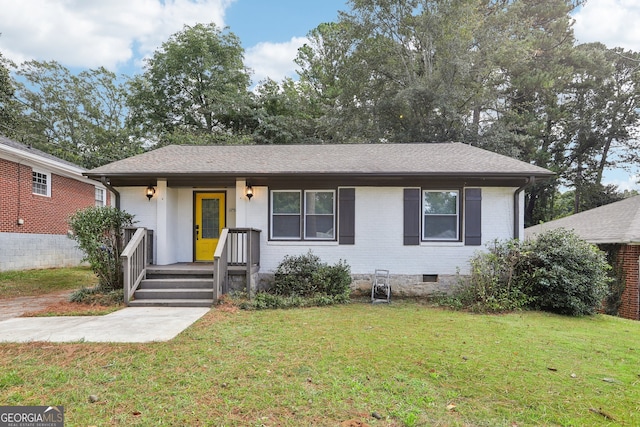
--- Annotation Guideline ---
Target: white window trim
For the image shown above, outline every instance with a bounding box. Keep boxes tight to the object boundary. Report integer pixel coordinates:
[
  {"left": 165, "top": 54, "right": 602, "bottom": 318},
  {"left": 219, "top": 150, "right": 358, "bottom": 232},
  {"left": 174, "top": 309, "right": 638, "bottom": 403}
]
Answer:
[
  {"left": 95, "top": 187, "right": 106, "bottom": 206},
  {"left": 270, "top": 190, "right": 302, "bottom": 240},
  {"left": 32, "top": 169, "right": 51, "bottom": 197},
  {"left": 270, "top": 189, "right": 336, "bottom": 241},
  {"left": 422, "top": 189, "right": 460, "bottom": 241},
  {"left": 303, "top": 189, "right": 336, "bottom": 241}
]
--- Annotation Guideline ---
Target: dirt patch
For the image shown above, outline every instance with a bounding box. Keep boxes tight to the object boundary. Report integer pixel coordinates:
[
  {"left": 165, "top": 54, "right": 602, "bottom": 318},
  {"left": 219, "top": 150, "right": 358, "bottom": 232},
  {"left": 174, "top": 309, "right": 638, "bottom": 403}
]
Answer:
[
  {"left": 0, "top": 290, "right": 72, "bottom": 321},
  {"left": 22, "top": 300, "right": 121, "bottom": 317}
]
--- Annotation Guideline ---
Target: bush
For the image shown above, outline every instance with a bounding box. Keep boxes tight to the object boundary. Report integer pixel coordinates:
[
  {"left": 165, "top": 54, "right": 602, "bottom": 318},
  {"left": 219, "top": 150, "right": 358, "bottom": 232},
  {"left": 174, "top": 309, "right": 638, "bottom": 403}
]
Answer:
[
  {"left": 446, "top": 229, "right": 611, "bottom": 316},
  {"left": 519, "top": 228, "right": 611, "bottom": 316},
  {"left": 70, "top": 286, "right": 124, "bottom": 306},
  {"left": 452, "top": 240, "right": 530, "bottom": 313},
  {"left": 242, "top": 251, "right": 351, "bottom": 309},
  {"left": 273, "top": 251, "right": 351, "bottom": 298},
  {"left": 68, "top": 206, "right": 135, "bottom": 291}
]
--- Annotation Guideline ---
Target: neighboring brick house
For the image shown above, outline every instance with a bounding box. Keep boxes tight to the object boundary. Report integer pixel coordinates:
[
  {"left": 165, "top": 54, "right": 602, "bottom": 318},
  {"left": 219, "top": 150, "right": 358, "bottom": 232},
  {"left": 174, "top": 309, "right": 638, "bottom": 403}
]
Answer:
[
  {"left": 0, "top": 136, "right": 110, "bottom": 271},
  {"left": 526, "top": 196, "right": 640, "bottom": 321}
]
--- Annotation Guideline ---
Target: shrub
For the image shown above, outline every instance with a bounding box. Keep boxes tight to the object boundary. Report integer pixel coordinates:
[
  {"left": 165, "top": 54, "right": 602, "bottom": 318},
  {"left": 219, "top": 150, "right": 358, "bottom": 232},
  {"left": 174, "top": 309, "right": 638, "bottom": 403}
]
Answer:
[
  {"left": 242, "top": 291, "right": 350, "bottom": 310},
  {"left": 518, "top": 228, "right": 611, "bottom": 316},
  {"left": 68, "top": 206, "right": 135, "bottom": 291},
  {"left": 243, "top": 251, "right": 352, "bottom": 309},
  {"left": 446, "top": 229, "right": 611, "bottom": 316},
  {"left": 447, "top": 240, "right": 530, "bottom": 313},
  {"left": 273, "top": 251, "right": 351, "bottom": 298},
  {"left": 70, "top": 286, "right": 124, "bottom": 306}
]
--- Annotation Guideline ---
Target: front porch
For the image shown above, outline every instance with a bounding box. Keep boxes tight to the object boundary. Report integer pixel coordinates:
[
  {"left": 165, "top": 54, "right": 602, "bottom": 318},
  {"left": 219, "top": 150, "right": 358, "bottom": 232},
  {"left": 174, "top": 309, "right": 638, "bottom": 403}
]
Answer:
[{"left": 121, "top": 227, "right": 261, "bottom": 307}]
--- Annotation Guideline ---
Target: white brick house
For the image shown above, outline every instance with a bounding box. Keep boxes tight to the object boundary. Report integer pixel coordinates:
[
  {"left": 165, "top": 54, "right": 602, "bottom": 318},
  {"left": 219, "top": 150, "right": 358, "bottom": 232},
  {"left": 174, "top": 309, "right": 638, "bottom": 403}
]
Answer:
[{"left": 86, "top": 143, "right": 553, "bottom": 300}]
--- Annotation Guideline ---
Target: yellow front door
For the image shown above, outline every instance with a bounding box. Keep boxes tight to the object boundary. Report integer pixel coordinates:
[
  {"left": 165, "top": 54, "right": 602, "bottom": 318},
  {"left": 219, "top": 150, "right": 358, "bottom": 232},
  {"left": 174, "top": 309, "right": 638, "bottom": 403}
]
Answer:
[{"left": 194, "top": 192, "right": 225, "bottom": 261}]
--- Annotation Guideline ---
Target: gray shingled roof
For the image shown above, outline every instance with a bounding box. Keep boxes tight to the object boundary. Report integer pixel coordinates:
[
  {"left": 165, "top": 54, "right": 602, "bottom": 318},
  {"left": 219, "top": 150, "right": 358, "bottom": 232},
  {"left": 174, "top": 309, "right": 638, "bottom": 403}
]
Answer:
[
  {"left": 87, "top": 142, "right": 552, "bottom": 177},
  {"left": 525, "top": 195, "right": 640, "bottom": 244},
  {"left": 0, "top": 135, "right": 84, "bottom": 170}
]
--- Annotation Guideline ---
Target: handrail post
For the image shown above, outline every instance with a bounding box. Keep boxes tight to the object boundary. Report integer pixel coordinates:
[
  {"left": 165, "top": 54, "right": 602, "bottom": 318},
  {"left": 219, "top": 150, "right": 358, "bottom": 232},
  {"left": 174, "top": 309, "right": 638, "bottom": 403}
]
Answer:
[
  {"left": 120, "top": 227, "right": 148, "bottom": 305},
  {"left": 246, "top": 229, "right": 253, "bottom": 296}
]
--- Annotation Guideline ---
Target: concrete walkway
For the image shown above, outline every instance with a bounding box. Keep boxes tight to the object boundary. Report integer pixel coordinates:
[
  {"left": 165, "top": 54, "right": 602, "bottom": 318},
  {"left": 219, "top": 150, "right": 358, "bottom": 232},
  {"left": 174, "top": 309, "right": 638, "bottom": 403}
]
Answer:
[{"left": 0, "top": 307, "right": 210, "bottom": 343}]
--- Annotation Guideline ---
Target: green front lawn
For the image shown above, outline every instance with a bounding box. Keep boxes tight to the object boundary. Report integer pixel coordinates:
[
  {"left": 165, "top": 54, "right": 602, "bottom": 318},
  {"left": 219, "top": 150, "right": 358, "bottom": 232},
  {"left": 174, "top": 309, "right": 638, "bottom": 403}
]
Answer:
[
  {"left": 0, "top": 267, "right": 97, "bottom": 298},
  {"left": 1, "top": 301, "right": 637, "bottom": 426}
]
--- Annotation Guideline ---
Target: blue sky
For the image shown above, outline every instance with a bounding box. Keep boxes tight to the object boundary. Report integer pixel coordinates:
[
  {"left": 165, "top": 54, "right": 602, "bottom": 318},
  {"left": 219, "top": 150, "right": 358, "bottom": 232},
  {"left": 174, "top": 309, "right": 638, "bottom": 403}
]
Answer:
[
  {"left": 0, "top": 0, "right": 638, "bottom": 189},
  {"left": 225, "top": 1, "right": 344, "bottom": 47}
]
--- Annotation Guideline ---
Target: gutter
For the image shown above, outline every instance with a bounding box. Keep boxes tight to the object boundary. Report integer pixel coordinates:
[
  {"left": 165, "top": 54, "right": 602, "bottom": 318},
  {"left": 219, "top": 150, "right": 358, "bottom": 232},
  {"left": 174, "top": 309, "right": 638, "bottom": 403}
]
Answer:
[
  {"left": 101, "top": 177, "right": 121, "bottom": 210},
  {"left": 514, "top": 176, "right": 535, "bottom": 240}
]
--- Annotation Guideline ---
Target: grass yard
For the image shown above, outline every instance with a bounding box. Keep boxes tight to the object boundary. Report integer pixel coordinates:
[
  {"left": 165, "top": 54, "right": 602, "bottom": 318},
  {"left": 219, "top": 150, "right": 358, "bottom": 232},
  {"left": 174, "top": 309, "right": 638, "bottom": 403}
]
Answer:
[
  {"left": 0, "top": 301, "right": 638, "bottom": 426},
  {"left": 0, "top": 267, "right": 98, "bottom": 298}
]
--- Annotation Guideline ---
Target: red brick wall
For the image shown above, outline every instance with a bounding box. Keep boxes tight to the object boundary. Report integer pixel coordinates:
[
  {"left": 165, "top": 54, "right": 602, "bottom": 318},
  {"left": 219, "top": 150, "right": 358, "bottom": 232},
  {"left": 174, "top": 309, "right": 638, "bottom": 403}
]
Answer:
[
  {"left": 618, "top": 244, "right": 640, "bottom": 320},
  {"left": 1, "top": 158, "right": 97, "bottom": 235}
]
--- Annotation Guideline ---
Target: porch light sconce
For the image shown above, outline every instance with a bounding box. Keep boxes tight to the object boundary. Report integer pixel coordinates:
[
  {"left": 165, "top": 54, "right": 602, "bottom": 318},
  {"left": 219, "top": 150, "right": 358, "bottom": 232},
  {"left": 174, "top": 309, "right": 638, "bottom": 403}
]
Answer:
[
  {"left": 146, "top": 185, "right": 156, "bottom": 201},
  {"left": 245, "top": 184, "right": 253, "bottom": 200}
]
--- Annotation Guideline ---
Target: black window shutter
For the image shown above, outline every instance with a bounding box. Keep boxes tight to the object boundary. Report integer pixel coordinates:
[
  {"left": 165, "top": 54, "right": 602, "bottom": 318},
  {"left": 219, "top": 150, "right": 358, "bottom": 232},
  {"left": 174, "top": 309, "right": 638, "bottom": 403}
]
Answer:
[
  {"left": 465, "top": 188, "right": 482, "bottom": 246},
  {"left": 403, "top": 188, "right": 420, "bottom": 245},
  {"left": 338, "top": 188, "right": 355, "bottom": 245}
]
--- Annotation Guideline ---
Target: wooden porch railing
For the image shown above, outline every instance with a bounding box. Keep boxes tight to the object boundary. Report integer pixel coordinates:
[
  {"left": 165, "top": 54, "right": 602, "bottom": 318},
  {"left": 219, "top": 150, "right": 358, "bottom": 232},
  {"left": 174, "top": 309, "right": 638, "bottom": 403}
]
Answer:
[
  {"left": 121, "top": 227, "right": 260, "bottom": 304},
  {"left": 214, "top": 228, "right": 261, "bottom": 297},
  {"left": 121, "top": 227, "right": 148, "bottom": 305}
]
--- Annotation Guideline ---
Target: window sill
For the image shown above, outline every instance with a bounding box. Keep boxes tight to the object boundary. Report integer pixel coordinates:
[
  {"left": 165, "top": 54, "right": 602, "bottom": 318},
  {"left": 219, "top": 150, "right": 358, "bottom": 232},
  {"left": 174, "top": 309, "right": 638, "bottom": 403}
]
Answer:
[{"left": 268, "top": 240, "right": 338, "bottom": 246}]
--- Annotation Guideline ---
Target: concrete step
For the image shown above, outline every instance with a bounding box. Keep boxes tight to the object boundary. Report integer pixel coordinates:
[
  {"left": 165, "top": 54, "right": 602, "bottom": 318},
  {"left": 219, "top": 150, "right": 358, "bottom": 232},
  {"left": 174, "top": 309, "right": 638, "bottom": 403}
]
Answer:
[
  {"left": 139, "top": 278, "right": 212, "bottom": 289},
  {"left": 134, "top": 288, "right": 213, "bottom": 300},
  {"left": 128, "top": 299, "right": 214, "bottom": 308}
]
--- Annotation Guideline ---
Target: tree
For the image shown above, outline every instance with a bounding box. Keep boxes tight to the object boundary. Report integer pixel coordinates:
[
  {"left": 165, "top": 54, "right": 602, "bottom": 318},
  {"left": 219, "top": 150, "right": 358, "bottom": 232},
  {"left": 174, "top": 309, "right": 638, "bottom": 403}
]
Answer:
[
  {"left": 297, "top": 0, "right": 486, "bottom": 143},
  {"left": 13, "top": 61, "right": 140, "bottom": 168},
  {"left": 0, "top": 51, "right": 21, "bottom": 138},
  {"left": 561, "top": 43, "right": 640, "bottom": 212},
  {"left": 297, "top": 0, "right": 584, "bottom": 225},
  {"left": 251, "top": 78, "right": 324, "bottom": 144},
  {"left": 127, "top": 23, "right": 253, "bottom": 146}
]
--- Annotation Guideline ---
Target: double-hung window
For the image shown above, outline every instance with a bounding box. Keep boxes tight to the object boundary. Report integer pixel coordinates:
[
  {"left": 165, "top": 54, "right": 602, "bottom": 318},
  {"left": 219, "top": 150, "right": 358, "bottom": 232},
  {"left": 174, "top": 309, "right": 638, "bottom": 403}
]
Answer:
[
  {"left": 423, "top": 190, "right": 459, "bottom": 240},
  {"left": 95, "top": 188, "right": 106, "bottom": 206},
  {"left": 32, "top": 170, "right": 50, "bottom": 197},
  {"left": 270, "top": 190, "right": 335, "bottom": 240}
]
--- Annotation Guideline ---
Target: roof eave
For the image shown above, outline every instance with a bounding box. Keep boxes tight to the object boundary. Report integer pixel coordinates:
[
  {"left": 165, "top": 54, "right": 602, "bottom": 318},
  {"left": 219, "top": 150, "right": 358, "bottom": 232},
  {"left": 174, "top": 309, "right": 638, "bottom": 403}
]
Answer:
[{"left": 85, "top": 170, "right": 552, "bottom": 188}]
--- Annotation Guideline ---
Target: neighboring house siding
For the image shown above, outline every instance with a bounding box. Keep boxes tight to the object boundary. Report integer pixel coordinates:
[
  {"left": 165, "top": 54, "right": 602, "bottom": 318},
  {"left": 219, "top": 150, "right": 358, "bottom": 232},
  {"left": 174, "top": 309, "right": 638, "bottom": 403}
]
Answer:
[
  {"left": 1, "top": 155, "right": 107, "bottom": 271},
  {"left": 0, "top": 158, "right": 95, "bottom": 234},
  {"left": 618, "top": 245, "right": 640, "bottom": 320}
]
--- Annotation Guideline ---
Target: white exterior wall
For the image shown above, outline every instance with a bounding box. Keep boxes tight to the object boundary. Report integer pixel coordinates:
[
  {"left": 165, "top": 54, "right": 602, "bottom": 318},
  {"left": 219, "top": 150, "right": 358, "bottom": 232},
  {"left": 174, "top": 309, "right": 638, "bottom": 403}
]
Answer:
[
  {"left": 118, "top": 184, "right": 236, "bottom": 263},
  {"left": 119, "top": 182, "right": 517, "bottom": 273},
  {"left": 240, "top": 186, "right": 518, "bottom": 276}
]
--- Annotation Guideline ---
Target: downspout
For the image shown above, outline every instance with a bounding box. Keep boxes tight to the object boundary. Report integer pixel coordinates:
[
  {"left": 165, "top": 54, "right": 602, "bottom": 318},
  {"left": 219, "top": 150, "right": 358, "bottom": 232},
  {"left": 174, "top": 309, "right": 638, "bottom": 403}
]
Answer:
[
  {"left": 101, "top": 177, "right": 120, "bottom": 210},
  {"left": 513, "top": 176, "right": 535, "bottom": 240}
]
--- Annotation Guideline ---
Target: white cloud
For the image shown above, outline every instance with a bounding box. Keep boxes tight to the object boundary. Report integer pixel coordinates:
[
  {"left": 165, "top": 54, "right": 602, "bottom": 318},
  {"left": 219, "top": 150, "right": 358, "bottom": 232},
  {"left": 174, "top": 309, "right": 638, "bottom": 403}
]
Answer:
[
  {"left": 0, "top": 0, "right": 232, "bottom": 70},
  {"left": 603, "top": 172, "right": 640, "bottom": 192},
  {"left": 245, "top": 37, "right": 307, "bottom": 84},
  {"left": 573, "top": 0, "right": 640, "bottom": 51}
]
